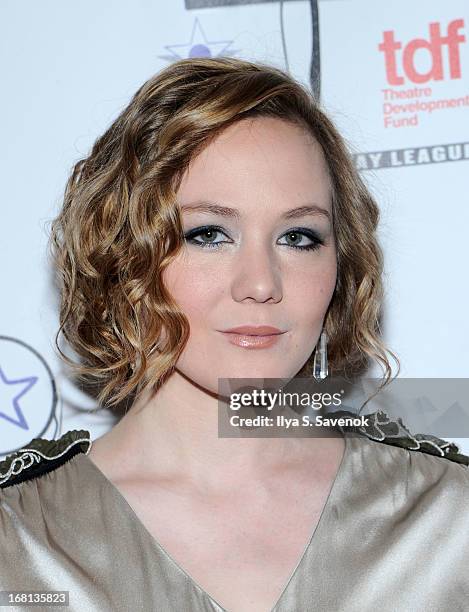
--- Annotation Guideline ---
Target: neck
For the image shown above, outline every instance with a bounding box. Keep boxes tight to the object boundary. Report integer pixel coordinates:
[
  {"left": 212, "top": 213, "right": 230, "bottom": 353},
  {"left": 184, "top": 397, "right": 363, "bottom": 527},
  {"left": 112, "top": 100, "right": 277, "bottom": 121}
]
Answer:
[{"left": 94, "top": 369, "right": 343, "bottom": 491}]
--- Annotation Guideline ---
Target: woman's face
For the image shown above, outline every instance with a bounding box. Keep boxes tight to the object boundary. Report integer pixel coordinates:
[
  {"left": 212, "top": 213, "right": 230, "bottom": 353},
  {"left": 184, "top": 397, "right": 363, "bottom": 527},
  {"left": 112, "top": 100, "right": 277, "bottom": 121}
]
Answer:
[{"left": 163, "top": 116, "right": 337, "bottom": 392}]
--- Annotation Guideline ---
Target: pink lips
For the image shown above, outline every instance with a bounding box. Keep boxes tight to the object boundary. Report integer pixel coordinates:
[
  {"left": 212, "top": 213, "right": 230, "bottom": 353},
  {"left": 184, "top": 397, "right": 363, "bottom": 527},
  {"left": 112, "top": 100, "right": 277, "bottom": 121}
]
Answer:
[{"left": 220, "top": 325, "right": 286, "bottom": 349}]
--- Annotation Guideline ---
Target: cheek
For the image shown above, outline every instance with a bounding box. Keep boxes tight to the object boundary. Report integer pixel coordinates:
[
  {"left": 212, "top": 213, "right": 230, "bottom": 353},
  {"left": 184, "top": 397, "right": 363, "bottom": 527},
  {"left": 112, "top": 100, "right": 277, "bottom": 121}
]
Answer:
[
  {"left": 163, "top": 261, "right": 219, "bottom": 326},
  {"left": 288, "top": 255, "right": 337, "bottom": 320}
]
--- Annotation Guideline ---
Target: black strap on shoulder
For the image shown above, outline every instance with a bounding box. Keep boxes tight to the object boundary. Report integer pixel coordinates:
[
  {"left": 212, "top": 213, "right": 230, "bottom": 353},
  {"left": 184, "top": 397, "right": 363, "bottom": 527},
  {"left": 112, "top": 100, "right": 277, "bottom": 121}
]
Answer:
[
  {"left": 334, "top": 409, "right": 469, "bottom": 466},
  {"left": 0, "top": 430, "right": 92, "bottom": 489}
]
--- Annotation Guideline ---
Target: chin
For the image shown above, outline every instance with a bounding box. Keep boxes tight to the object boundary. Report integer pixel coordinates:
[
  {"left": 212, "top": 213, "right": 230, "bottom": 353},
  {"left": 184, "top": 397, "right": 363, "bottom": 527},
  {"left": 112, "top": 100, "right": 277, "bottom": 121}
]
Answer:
[{"left": 219, "top": 365, "right": 296, "bottom": 381}]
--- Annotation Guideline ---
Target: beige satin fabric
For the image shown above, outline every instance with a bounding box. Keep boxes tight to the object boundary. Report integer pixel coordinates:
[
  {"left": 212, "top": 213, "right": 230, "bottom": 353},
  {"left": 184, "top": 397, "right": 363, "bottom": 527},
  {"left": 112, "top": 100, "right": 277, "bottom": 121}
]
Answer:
[{"left": 1, "top": 432, "right": 469, "bottom": 612}]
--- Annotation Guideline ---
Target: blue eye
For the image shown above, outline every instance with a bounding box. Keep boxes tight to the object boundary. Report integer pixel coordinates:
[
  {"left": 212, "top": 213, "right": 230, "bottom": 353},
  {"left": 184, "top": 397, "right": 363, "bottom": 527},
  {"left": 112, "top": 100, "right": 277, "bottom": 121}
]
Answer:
[
  {"left": 184, "top": 226, "right": 228, "bottom": 249},
  {"left": 278, "top": 228, "right": 324, "bottom": 251},
  {"left": 183, "top": 226, "right": 324, "bottom": 251}
]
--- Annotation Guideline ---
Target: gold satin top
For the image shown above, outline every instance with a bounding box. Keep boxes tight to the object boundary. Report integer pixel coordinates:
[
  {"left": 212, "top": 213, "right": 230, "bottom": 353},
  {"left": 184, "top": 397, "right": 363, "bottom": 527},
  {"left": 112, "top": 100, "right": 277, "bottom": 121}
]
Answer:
[{"left": 1, "top": 427, "right": 469, "bottom": 611}]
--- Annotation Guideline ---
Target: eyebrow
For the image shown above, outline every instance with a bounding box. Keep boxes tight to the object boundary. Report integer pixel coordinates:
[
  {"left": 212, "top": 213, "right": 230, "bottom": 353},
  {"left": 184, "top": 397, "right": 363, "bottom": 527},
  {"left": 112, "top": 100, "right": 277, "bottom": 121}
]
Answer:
[{"left": 179, "top": 201, "right": 331, "bottom": 221}]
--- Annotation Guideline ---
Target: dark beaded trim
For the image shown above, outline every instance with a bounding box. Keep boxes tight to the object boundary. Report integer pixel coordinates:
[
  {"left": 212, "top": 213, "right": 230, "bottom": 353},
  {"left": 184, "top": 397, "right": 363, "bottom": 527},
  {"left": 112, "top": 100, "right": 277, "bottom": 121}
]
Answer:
[
  {"left": 337, "top": 409, "right": 469, "bottom": 466},
  {"left": 0, "top": 430, "right": 92, "bottom": 489}
]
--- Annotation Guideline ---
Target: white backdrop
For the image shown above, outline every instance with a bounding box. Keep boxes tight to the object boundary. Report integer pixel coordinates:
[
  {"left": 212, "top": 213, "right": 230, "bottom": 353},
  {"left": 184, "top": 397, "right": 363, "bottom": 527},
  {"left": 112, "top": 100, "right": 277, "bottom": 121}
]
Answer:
[{"left": 1, "top": 0, "right": 468, "bottom": 456}]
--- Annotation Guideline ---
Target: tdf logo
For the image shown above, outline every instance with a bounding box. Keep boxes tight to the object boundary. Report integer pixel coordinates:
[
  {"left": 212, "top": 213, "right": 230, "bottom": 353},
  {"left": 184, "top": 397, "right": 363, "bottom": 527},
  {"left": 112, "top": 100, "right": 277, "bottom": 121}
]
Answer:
[{"left": 379, "top": 19, "right": 466, "bottom": 85}]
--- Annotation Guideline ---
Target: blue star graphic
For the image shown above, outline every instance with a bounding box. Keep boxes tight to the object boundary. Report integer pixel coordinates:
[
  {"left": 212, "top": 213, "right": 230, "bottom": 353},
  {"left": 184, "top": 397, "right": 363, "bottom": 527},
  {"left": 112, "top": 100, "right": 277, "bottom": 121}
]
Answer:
[
  {"left": 159, "top": 17, "right": 240, "bottom": 62},
  {"left": 0, "top": 367, "right": 37, "bottom": 430}
]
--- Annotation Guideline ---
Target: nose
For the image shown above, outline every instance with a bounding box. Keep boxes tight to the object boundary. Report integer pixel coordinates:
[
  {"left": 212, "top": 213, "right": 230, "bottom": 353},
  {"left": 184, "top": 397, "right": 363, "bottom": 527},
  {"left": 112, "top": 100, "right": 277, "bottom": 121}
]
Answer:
[{"left": 230, "top": 238, "right": 283, "bottom": 303}]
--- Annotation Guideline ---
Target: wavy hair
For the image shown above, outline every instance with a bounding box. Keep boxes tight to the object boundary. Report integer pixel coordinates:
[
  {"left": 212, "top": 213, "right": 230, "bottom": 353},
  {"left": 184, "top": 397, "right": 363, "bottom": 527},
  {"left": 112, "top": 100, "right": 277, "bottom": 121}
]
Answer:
[{"left": 49, "top": 56, "right": 399, "bottom": 410}]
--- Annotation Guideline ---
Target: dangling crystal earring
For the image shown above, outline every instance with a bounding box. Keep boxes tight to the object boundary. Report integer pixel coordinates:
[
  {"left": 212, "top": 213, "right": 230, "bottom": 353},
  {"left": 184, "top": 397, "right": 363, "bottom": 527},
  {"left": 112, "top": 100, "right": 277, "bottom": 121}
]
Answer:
[{"left": 313, "top": 329, "right": 328, "bottom": 380}]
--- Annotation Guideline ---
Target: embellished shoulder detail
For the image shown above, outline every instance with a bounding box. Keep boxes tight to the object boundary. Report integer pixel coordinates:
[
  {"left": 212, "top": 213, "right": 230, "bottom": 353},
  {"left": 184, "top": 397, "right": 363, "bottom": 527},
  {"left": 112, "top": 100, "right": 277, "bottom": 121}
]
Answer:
[
  {"left": 337, "top": 409, "right": 469, "bottom": 466},
  {"left": 0, "top": 430, "right": 92, "bottom": 489}
]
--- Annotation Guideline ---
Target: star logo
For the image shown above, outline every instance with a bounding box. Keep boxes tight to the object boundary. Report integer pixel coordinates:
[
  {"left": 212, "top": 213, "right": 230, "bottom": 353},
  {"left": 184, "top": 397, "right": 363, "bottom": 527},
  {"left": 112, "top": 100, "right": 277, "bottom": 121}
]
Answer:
[
  {"left": 158, "top": 17, "right": 240, "bottom": 62},
  {"left": 0, "top": 336, "right": 59, "bottom": 457},
  {"left": 0, "top": 367, "right": 37, "bottom": 430}
]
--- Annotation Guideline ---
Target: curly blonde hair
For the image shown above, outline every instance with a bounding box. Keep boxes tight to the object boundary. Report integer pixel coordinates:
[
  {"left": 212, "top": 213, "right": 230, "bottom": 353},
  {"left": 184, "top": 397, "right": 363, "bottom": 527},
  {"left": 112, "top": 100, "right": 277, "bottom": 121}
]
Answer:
[{"left": 49, "top": 56, "right": 399, "bottom": 410}]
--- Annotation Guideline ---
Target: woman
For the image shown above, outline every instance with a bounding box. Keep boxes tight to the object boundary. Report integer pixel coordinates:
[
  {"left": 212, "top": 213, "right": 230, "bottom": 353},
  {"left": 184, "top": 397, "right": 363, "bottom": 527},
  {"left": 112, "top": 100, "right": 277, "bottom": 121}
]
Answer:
[{"left": 1, "top": 57, "right": 468, "bottom": 612}]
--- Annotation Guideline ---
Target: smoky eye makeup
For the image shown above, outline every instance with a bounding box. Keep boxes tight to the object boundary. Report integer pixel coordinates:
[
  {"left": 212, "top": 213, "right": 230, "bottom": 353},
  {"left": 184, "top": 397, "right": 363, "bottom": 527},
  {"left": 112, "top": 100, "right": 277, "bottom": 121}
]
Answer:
[{"left": 183, "top": 224, "right": 326, "bottom": 252}]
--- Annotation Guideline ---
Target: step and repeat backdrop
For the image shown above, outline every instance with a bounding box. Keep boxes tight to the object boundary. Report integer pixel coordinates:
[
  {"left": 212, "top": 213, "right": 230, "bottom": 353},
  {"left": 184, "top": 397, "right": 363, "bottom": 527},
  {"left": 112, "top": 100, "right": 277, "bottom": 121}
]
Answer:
[{"left": 1, "top": 0, "right": 468, "bottom": 456}]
